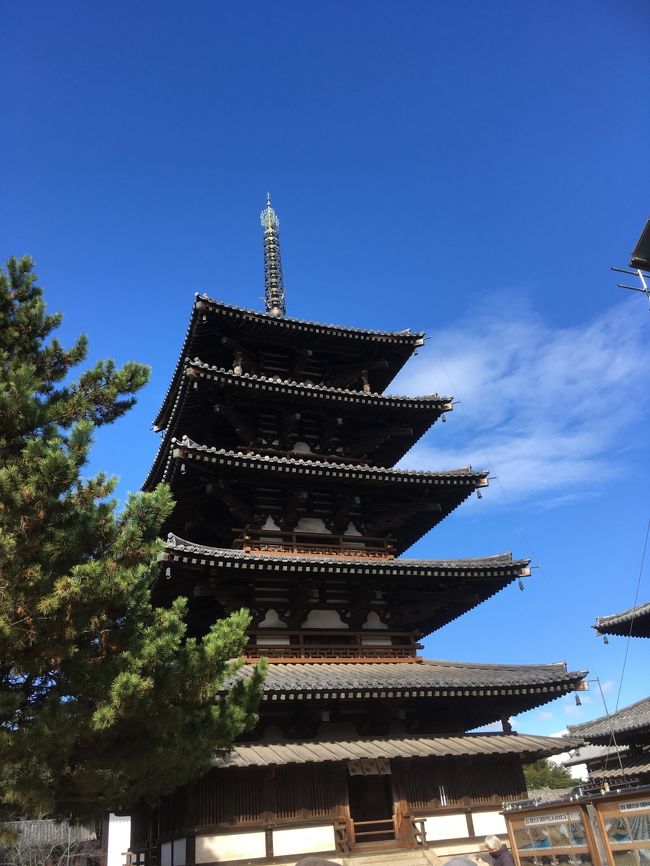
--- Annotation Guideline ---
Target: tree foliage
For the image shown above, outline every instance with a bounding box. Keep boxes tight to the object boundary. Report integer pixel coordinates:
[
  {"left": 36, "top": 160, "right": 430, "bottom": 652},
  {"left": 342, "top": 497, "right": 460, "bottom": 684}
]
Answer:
[
  {"left": 524, "top": 758, "right": 574, "bottom": 790},
  {"left": 0, "top": 257, "right": 264, "bottom": 822}
]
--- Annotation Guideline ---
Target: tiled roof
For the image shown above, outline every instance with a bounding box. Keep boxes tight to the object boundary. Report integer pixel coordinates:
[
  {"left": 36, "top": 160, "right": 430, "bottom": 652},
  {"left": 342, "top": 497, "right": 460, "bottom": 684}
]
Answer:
[
  {"left": 587, "top": 746, "right": 650, "bottom": 780},
  {"left": 184, "top": 359, "right": 452, "bottom": 411},
  {"left": 564, "top": 743, "right": 628, "bottom": 767},
  {"left": 195, "top": 295, "right": 426, "bottom": 343},
  {"left": 171, "top": 438, "right": 488, "bottom": 487},
  {"left": 163, "top": 534, "right": 530, "bottom": 577},
  {"left": 143, "top": 360, "right": 451, "bottom": 486},
  {"left": 593, "top": 600, "right": 650, "bottom": 638},
  {"left": 237, "top": 658, "right": 585, "bottom": 700},
  {"left": 214, "top": 733, "right": 582, "bottom": 769},
  {"left": 567, "top": 696, "right": 650, "bottom": 742},
  {"left": 154, "top": 296, "right": 424, "bottom": 429}
]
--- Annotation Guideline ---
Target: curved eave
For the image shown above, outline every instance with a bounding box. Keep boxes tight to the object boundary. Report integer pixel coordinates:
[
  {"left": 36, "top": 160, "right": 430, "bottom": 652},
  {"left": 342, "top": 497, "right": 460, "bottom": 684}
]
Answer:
[
  {"left": 150, "top": 360, "right": 452, "bottom": 473},
  {"left": 185, "top": 359, "right": 452, "bottom": 413},
  {"left": 160, "top": 538, "right": 530, "bottom": 634},
  {"left": 195, "top": 295, "right": 425, "bottom": 346},
  {"left": 232, "top": 659, "right": 587, "bottom": 710},
  {"left": 171, "top": 438, "right": 487, "bottom": 488},
  {"left": 145, "top": 433, "right": 486, "bottom": 492},
  {"left": 567, "top": 696, "right": 650, "bottom": 743},
  {"left": 154, "top": 296, "right": 425, "bottom": 429},
  {"left": 593, "top": 600, "right": 650, "bottom": 639},
  {"left": 213, "top": 733, "right": 584, "bottom": 770},
  {"left": 161, "top": 534, "right": 529, "bottom": 576}
]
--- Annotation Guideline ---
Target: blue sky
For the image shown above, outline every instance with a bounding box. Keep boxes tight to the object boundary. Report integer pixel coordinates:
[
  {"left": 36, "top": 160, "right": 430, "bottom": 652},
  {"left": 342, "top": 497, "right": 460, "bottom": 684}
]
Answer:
[{"left": 2, "top": 1, "right": 649, "bottom": 737}]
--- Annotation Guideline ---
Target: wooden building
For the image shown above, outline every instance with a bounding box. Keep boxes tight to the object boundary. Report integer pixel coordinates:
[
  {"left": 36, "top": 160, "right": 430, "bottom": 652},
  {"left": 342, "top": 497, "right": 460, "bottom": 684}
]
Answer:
[
  {"left": 565, "top": 602, "right": 650, "bottom": 788},
  {"left": 130, "top": 198, "right": 586, "bottom": 865}
]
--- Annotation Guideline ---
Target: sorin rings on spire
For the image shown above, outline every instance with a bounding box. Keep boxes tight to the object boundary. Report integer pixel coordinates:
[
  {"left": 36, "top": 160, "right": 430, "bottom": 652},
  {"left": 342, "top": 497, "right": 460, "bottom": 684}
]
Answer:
[{"left": 260, "top": 194, "right": 286, "bottom": 318}]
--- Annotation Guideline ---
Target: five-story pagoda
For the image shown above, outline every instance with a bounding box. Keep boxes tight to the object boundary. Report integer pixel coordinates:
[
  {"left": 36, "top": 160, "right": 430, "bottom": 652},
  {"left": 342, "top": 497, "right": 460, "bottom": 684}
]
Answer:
[{"left": 131, "top": 198, "right": 585, "bottom": 866}]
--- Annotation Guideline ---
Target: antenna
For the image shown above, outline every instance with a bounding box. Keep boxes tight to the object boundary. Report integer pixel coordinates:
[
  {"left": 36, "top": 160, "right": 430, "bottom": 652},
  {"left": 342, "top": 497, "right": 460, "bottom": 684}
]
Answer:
[
  {"left": 260, "top": 194, "right": 286, "bottom": 318},
  {"left": 612, "top": 217, "right": 650, "bottom": 309}
]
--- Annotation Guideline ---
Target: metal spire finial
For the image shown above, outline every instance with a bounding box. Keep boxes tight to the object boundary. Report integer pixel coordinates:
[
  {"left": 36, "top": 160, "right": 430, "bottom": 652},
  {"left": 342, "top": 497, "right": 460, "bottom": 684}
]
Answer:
[{"left": 260, "top": 194, "right": 286, "bottom": 318}]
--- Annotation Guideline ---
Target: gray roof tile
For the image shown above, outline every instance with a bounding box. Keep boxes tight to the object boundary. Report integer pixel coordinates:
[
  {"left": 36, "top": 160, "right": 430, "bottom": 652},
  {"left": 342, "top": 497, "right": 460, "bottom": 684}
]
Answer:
[
  {"left": 214, "top": 733, "right": 582, "bottom": 768},
  {"left": 567, "top": 696, "right": 650, "bottom": 741},
  {"left": 593, "top": 601, "right": 650, "bottom": 638},
  {"left": 238, "top": 658, "right": 585, "bottom": 697}
]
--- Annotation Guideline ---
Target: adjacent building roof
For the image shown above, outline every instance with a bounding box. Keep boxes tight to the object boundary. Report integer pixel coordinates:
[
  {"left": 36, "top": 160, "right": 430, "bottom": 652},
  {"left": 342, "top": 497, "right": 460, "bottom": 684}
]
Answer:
[
  {"left": 564, "top": 743, "right": 628, "bottom": 767},
  {"left": 213, "top": 732, "right": 583, "bottom": 769},
  {"left": 586, "top": 747, "right": 650, "bottom": 781},
  {"left": 155, "top": 295, "right": 425, "bottom": 428},
  {"left": 593, "top": 600, "right": 650, "bottom": 639},
  {"left": 567, "top": 696, "right": 650, "bottom": 743}
]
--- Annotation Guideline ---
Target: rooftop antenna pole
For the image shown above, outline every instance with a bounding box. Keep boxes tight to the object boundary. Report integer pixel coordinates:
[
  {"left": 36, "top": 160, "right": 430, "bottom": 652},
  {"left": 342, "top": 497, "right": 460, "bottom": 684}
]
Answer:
[
  {"left": 612, "top": 216, "right": 650, "bottom": 310},
  {"left": 260, "top": 193, "right": 286, "bottom": 318}
]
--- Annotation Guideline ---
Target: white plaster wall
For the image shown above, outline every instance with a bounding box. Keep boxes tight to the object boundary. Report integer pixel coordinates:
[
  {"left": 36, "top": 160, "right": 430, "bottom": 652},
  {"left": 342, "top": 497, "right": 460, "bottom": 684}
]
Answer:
[
  {"left": 302, "top": 610, "right": 348, "bottom": 628},
  {"left": 362, "top": 612, "right": 388, "bottom": 630},
  {"left": 296, "top": 518, "right": 330, "bottom": 533},
  {"left": 423, "top": 813, "right": 469, "bottom": 840},
  {"left": 195, "top": 831, "right": 266, "bottom": 863},
  {"left": 256, "top": 635, "right": 291, "bottom": 646},
  {"left": 272, "top": 825, "right": 335, "bottom": 857},
  {"left": 173, "top": 838, "right": 186, "bottom": 866},
  {"left": 472, "top": 810, "right": 507, "bottom": 837},
  {"left": 107, "top": 814, "right": 131, "bottom": 866},
  {"left": 257, "top": 609, "right": 286, "bottom": 628},
  {"left": 161, "top": 842, "right": 171, "bottom": 866}
]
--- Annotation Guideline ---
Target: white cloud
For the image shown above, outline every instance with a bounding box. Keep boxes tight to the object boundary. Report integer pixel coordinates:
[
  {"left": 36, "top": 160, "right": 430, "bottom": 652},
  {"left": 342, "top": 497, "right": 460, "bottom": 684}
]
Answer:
[
  {"left": 392, "top": 299, "right": 650, "bottom": 506},
  {"left": 538, "top": 711, "right": 554, "bottom": 720}
]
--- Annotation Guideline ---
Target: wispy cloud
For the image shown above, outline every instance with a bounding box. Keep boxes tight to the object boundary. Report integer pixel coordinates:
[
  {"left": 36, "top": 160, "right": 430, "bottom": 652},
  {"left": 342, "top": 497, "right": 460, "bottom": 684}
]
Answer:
[{"left": 392, "top": 298, "right": 649, "bottom": 506}]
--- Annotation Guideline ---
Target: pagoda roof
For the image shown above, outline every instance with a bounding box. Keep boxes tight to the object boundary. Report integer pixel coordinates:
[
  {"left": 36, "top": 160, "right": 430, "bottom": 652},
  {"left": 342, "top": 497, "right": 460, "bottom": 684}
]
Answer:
[
  {"left": 194, "top": 295, "right": 425, "bottom": 346},
  {"left": 161, "top": 536, "right": 530, "bottom": 634},
  {"left": 231, "top": 658, "right": 585, "bottom": 732},
  {"left": 593, "top": 600, "right": 650, "bottom": 639},
  {"left": 163, "top": 534, "right": 528, "bottom": 577},
  {"left": 168, "top": 437, "right": 486, "bottom": 488},
  {"left": 155, "top": 295, "right": 425, "bottom": 429},
  {"left": 243, "top": 658, "right": 585, "bottom": 697},
  {"left": 184, "top": 359, "right": 451, "bottom": 413},
  {"left": 151, "top": 440, "right": 486, "bottom": 551},
  {"left": 150, "top": 359, "right": 451, "bottom": 469},
  {"left": 214, "top": 732, "right": 582, "bottom": 769},
  {"left": 567, "top": 696, "right": 650, "bottom": 744}
]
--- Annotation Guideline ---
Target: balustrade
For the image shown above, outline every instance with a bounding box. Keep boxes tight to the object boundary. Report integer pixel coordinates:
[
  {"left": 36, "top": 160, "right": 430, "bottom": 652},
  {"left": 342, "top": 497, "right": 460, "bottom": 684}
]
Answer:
[{"left": 233, "top": 526, "right": 395, "bottom": 559}]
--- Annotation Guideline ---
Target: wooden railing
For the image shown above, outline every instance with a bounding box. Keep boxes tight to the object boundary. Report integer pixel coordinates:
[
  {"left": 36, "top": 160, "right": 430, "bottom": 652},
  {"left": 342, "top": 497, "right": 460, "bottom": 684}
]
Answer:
[
  {"left": 353, "top": 818, "right": 396, "bottom": 843},
  {"left": 247, "top": 629, "right": 422, "bottom": 660},
  {"left": 335, "top": 821, "right": 351, "bottom": 853},
  {"left": 233, "top": 527, "right": 396, "bottom": 559},
  {"left": 409, "top": 816, "right": 428, "bottom": 847}
]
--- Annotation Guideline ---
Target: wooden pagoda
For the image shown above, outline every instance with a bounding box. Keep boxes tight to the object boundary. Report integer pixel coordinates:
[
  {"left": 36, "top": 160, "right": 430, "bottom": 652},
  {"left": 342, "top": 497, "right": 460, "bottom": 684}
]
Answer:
[{"left": 130, "top": 198, "right": 586, "bottom": 866}]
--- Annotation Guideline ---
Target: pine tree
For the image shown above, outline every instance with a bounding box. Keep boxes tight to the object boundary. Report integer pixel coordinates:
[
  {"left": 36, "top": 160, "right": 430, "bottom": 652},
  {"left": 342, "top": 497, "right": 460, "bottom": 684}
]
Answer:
[
  {"left": 0, "top": 257, "right": 264, "bottom": 823},
  {"left": 524, "top": 758, "right": 574, "bottom": 790}
]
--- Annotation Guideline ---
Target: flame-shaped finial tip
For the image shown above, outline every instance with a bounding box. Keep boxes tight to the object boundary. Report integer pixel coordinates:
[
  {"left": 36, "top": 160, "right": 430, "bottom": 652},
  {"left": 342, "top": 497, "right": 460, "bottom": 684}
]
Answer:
[{"left": 266, "top": 192, "right": 272, "bottom": 207}]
